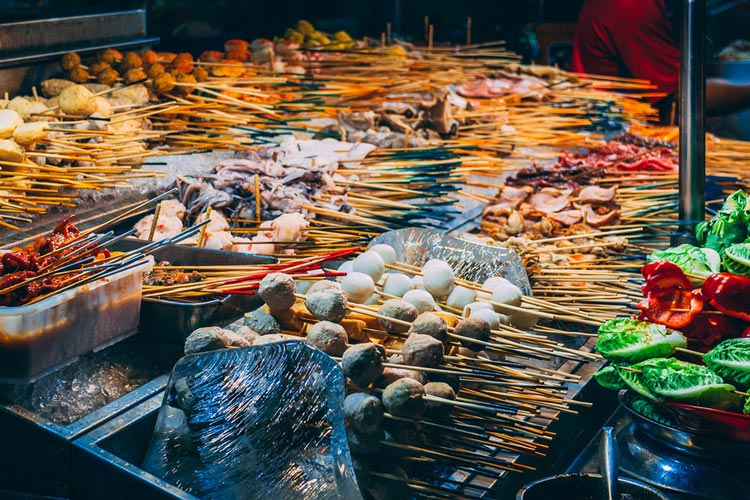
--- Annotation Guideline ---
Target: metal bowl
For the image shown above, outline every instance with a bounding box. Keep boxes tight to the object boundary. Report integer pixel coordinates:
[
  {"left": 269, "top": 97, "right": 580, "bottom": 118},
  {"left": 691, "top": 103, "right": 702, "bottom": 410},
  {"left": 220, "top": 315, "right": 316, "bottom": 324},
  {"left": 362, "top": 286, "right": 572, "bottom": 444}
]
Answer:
[{"left": 516, "top": 473, "right": 671, "bottom": 500}]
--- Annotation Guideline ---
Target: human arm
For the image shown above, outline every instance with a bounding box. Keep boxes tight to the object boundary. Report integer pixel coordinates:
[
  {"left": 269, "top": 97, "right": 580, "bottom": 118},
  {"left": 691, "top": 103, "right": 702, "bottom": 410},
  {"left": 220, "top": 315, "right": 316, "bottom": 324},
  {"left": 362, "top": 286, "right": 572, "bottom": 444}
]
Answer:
[{"left": 706, "top": 79, "right": 750, "bottom": 115}]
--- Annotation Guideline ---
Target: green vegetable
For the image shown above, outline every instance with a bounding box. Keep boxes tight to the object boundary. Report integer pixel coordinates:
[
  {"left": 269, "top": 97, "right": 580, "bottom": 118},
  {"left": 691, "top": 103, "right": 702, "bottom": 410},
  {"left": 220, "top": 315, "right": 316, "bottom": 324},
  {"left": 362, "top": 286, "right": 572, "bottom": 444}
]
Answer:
[
  {"left": 703, "top": 211, "right": 747, "bottom": 254},
  {"left": 722, "top": 242, "right": 750, "bottom": 276},
  {"left": 628, "top": 394, "right": 680, "bottom": 428},
  {"left": 721, "top": 189, "right": 748, "bottom": 215},
  {"left": 744, "top": 397, "right": 750, "bottom": 416},
  {"left": 639, "top": 357, "right": 740, "bottom": 410},
  {"left": 704, "top": 338, "right": 750, "bottom": 388},
  {"left": 648, "top": 244, "right": 720, "bottom": 284},
  {"left": 615, "top": 359, "right": 671, "bottom": 401},
  {"left": 696, "top": 221, "right": 709, "bottom": 246},
  {"left": 593, "top": 365, "right": 626, "bottom": 390},
  {"left": 596, "top": 318, "right": 687, "bottom": 363}
]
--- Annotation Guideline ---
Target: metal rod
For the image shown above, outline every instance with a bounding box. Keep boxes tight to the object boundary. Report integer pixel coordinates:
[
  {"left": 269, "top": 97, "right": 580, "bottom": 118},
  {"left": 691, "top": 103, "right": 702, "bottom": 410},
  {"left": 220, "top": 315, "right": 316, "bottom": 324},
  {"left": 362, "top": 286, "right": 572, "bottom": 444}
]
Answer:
[{"left": 676, "top": 0, "right": 706, "bottom": 245}]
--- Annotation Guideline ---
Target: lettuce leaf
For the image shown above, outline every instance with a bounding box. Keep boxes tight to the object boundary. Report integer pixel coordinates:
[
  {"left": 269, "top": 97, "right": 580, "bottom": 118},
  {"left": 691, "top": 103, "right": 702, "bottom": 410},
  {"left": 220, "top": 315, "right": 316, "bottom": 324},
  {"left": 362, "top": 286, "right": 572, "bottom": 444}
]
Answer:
[
  {"left": 596, "top": 318, "right": 687, "bottom": 363},
  {"left": 722, "top": 242, "right": 750, "bottom": 277},
  {"left": 648, "top": 244, "right": 720, "bottom": 285},
  {"left": 593, "top": 365, "right": 626, "bottom": 390},
  {"left": 704, "top": 338, "right": 750, "bottom": 388},
  {"left": 627, "top": 393, "right": 680, "bottom": 428}
]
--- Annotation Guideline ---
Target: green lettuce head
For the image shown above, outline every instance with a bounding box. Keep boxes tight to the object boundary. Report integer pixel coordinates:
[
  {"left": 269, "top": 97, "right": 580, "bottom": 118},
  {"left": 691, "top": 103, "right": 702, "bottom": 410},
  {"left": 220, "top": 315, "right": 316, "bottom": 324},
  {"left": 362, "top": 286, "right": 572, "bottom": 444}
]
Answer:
[
  {"left": 722, "top": 242, "right": 750, "bottom": 276},
  {"left": 648, "top": 244, "right": 720, "bottom": 285}
]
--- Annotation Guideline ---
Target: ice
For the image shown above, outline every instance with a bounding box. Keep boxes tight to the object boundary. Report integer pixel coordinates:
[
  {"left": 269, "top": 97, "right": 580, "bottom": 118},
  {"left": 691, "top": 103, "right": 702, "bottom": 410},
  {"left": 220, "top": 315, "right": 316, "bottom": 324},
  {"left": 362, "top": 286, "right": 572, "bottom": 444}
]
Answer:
[
  {"left": 142, "top": 340, "right": 362, "bottom": 500},
  {"left": 0, "top": 338, "right": 181, "bottom": 424}
]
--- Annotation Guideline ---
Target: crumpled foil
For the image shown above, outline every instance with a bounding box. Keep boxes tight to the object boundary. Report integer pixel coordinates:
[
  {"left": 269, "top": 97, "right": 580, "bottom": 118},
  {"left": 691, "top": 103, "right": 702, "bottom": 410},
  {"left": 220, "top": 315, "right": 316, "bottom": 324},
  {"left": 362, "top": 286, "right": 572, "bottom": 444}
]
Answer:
[
  {"left": 370, "top": 227, "right": 531, "bottom": 295},
  {"left": 142, "top": 341, "right": 363, "bottom": 500}
]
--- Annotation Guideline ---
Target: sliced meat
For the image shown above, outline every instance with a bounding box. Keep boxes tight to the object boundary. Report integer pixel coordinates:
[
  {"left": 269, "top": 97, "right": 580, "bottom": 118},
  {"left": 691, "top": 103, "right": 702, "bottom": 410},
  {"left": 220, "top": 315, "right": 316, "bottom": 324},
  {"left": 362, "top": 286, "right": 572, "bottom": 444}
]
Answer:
[
  {"left": 499, "top": 185, "right": 533, "bottom": 204},
  {"left": 549, "top": 209, "right": 583, "bottom": 227},
  {"left": 582, "top": 204, "right": 620, "bottom": 227},
  {"left": 529, "top": 191, "right": 570, "bottom": 214},
  {"left": 577, "top": 185, "right": 616, "bottom": 204},
  {"left": 483, "top": 202, "right": 513, "bottom": 219}
]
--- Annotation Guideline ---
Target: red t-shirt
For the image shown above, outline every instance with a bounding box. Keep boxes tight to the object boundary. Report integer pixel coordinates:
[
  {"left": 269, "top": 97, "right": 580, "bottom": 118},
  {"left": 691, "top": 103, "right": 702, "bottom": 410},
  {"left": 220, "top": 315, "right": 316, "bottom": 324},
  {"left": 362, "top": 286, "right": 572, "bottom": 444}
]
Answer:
[{"left": 572, "top": 0, "right": 679, "bottom": 101}]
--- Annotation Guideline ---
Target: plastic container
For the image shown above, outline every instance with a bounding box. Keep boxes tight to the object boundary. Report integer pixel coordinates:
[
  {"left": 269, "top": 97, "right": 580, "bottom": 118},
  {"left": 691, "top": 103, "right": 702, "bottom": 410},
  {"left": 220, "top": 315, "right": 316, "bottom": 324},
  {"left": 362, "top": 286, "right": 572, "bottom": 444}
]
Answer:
[{"left": 0, "top": 260, "right": 151, "bottom": 383}]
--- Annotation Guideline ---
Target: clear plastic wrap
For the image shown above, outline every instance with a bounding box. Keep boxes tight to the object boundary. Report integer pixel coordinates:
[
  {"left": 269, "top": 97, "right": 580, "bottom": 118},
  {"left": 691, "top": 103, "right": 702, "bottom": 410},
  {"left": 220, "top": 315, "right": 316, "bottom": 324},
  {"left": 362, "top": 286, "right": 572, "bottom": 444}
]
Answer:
[{"left": 142, "top": 341, "right": 362, "bottom": 500}]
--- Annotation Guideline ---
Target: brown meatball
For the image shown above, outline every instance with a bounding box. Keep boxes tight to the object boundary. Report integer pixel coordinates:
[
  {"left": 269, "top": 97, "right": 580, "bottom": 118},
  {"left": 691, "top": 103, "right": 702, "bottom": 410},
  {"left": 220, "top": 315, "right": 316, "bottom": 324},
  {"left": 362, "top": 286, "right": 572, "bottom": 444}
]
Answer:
[
  {"left": 192, "top": 66, "right": 209, "bottom": 82},
  {"left": 307, "top": 321, "right": 348, "bottom": 356},
  {"left": 382, "top": 377, "right": 425, "bottom": 417},
  {"left": 401, "top": 333, "right": 444, "bottom": 368},
  {"left": 305, "top": 288, "right": 347, "bottom": 323},
  {"left": 67, "top": 66, "right": 90, "bottom": 84},
  {"left": 377, "top": 299, "right": 418, "bottom": 334},
  {"left": 140, "top": 49, "right": 158, "bottom": 65},
  {"left": 341, "top": 343, "right": 386, "bottom": 386},
  {"left": 118, "top": 51, "right": 143, "bottom": 71},
  {"left": 97, "top": 68, "right": 119, "bottom": 86},
  {"left": 146, "top": 62, "right": 166, "bottom": 79},
  {"left": 423, "top": 382, "right": 456, "bottom": 419},
  {"left": 172, "top": 52, "right": 194, "bottom": 74},
  {"left": 97, "top": 48, "right": 123, "bottom": 65},
  {"left": 123, "top": 68, "right": 147, "bottom": 84},
  {"left": 344, "top": 392, "right": 384, "bottom": 433},
  {"left": 375, "top": 366, "right": 428, "bottom": 388},
  {"left": 258, "top": 272, "right": 296, "bottom": 312},
  {"left": 184, "top": 326, "right": 227, "bottom": 354},
  {"left": 152, "top": 72, "right": 176, "bottom": 94},
  {"left": 173, "top": 73, "right": 197, "bottom": 96},
  {"left": 454, "top": 317, "right": 491, "bottom": 352},
  {"left": 408, "top": 312, "right": 448, "bottom": 344},
  {"left": 60, "top": 52, "right": 81, "bottom": 71},
  {"left": 89, "top": 61, "right": 111, "bottom": 74}
]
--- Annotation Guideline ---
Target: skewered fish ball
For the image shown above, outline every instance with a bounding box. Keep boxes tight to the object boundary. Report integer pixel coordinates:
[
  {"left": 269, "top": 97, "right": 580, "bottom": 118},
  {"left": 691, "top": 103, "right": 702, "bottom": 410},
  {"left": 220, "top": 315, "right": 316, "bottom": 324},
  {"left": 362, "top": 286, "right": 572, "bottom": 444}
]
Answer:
[
  {"left": 60, "top": 52, "right": 81, "bottom": 71},
  {"left": 243, "top": 309, "right": 281, "bottom": 336},
  {"left": 152, "top": 72, "right": 176, "bottom": 94},
  {"left": 477, "top": 276, "right": 512, "bottom": 300},
  {"left": 401, "top": 289, "right": 435, "bottom": 314},
  {"left": 381, "top": 272, "right": 412, "bottom": 298},
  {"left": 184, "top": 326, "right": 227, "bottom": 354},
  {"left": 401, "top": 333, "right": 444, "bottom": 368},
  {"left": 446, "top": 286, "right": 476, "bottom": 310},
  {"left": 463, "top": 301, "right": 493, "bottom": 317},
  {"left": 97, "top": 48, "right": 123, "bottom": 65},
  {"left": 309, "top": 280, "right": 342, "bottom": 295},
  {"left": 382, "top": 377, "right": 425, "bottom": 417},
  {"left": 337, "top": 260, "right": 354, "bottom": 275},
  {"left": 408, "top": 312, "right": 448, "bottom": 344},
  {"left": 470, "top": 307, "right": 501, "bottom": 330},
  {"left": 509, "top": 310, "right": 539, "bottom": 331},
  {"left": 454, "top": 317, "right": 491, "bottom": 352},
  {"left": 307, "top": 321, "right": 348, "bottom": 356},
  {"left": 342, "top": 343, "right": 386, "bottom": 386},
  {"left": 341, "top": 272, "right": 375, "bottom": 303},
  {"left": 423, "top": 382, "right": 456, "bottom": 419},
  {"left": 421, "top": 259, "right": 455, "bottom": 297},
  {"left": 353, "top": 250, "right": 385, "bottom": 282},
  {"left": 97, "top": 68, "right": 119, "bottom": 86},
  {"left": 377, "top": 299, "right": 419, "bottom": 334},
  {"left": 411, "top": 275, "right": 425, "bottom": 290},
  {"left": 370, "top": 244, "right": 396, "bottom": 265},
  {"left": 0, "top": 109, "right": 23, "bottom": 139},
  {"left": 375, "top": 366, "right": 428, "bottom": 387},
  {"left": 490, "top": 282, "right": 523, "bottom": 311},
  {"left": 123, "top": 68, "right": 147, "bottom": 84},
  {"left": 367, "top": 464, "right": 409, "bottom": 500},
  {"left": 258, "top": 272, "right": 296, "bottom": 312},
  {"left": 344, "top": 392, "right": 384, "bottom": 433},
  {"left": 306, "top": 288, "right": 348, "bottom": 322},
  {"left": 346, "top": 427, "right": 384, "bottom": 456}
]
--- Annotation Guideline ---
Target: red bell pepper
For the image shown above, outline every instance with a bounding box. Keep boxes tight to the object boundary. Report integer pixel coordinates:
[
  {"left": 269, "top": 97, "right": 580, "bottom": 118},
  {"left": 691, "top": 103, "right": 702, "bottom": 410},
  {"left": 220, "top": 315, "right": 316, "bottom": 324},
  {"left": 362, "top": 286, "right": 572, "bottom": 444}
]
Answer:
[
  {"left": 637, "top": 288, "right": 703, "bottom": 329},
  {"left": 641, "top": 260, "right": 693, "bottom": 295},
  {"left": 701, "top": 273, "right": 750, "bottom": 322}
]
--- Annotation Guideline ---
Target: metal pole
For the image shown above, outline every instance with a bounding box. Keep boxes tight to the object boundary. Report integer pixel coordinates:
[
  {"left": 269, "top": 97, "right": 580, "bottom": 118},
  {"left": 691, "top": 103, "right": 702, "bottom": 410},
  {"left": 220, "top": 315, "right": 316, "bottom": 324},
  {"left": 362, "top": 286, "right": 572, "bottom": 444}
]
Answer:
[{"left": 676, "top": 0, "right": 706, "bottom": 245}]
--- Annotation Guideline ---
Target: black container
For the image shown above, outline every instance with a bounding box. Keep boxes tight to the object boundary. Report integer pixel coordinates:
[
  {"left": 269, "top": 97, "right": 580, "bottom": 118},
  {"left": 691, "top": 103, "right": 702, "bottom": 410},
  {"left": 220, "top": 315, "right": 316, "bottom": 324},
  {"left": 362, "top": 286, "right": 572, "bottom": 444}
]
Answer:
[{"left": 517, "top": 473, "right": 671, "bottom": 500}]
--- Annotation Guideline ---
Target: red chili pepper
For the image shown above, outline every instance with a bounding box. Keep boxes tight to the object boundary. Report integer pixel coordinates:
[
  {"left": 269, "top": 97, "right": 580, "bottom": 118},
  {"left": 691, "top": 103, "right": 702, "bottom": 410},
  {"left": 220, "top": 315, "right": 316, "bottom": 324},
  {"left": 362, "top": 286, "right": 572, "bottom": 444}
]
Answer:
[
  {"left": 683, "top": 313, "right": 746, "bottom": 348},
  {"left": 641, "top": 260, "right": 693, "bottom": 294},
  {"left": 701, "top": 273, "right": 750, "bottom": 322},
  {"left": 636, "top": 288, "right": 703, "bottom": 329}
]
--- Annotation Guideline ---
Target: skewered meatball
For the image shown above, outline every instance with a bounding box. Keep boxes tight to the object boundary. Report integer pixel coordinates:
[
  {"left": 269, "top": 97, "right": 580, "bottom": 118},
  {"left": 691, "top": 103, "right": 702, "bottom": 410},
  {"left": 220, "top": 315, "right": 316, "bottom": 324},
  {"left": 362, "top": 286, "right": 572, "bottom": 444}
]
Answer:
[
  {"left": 67, "top": 66, "right": 90, "bottom": 84},
  {"left": 509, "top": 310, "right": 539, "bottom": 331},
  {"left": 224, "top": 48, "right": 251, "bottom": 62},
  {"left": 470, "top": 308, "right": 501, "bottom": 330},
  {"left": 446, "top": 286, "right": 476, "bottom": 310},
  {"left": 342, "top": 343, "right": 386, "bottom": 386},
  {"left": 192, "top": 66, "right": 209, "bottom": 82},
  {"left": 152, "top": 72, "right": 176, "bottom": 94},
  {"left": 490, "top": 282, "right": 523, "bottom": 311},
  {"left": 382, "top": 377, "right": 425, "bottom": 417},
  {"left": 423, "top": 382, "right": 456, "bottom": 419},
  {"left": 408, "top": 312, "right": 448, "bottom": 344},
  {"left": 140, "top": 49, "right": 158, "bottom": 65},
  {"left": 308, "top": 280, "right": 341, "bottom": 295},
  {"left": 306, "top": 288, "right": 348, "bottom": 322},
  {"left": 184, "top": 326, "right": 227, "bottom": 354},
  {"left": 225, "top": 325, "right": 258, "bottom": 346},
  {"left": 381, "top": 272, "right": 412, "bottom": 298},
  {"left": 346, "top": 427, "right": 383, "bottom": 456},
  {"left": 146, "top": 62, "right": 166, "bottom": 78},
  {"left": 344, "top": 392, "right": 384, "bottom": 433},
  {"left": 378, "top": 299, "right": 419, "bottom": 334},
  {"left": 454, "top": 317, "right": 491, "bottom": 352},
  {"left": 119, "top": 51, "right": 142, "bottom": 71},
  {"left": 341, "top": 272, "right": 374, "bottom": 304},
  {"left": 402, "top": 289, "right": 435, "bottom": 314},
  {"left": 375, "top": 366, "right": 428, "bottom": 387},
  {"left": 252, "top": 333, "right": 299, "bottom": 345},
  {"left": 243, "top": 309, "right": 281, "bottom": 336},
  {"left": 97, "top": 68, "right": 119, "bottom": 86},
  {"left": 421, "top": 259, "right": 455, "bottom": 298},
  {"left": 353, "top": 251, "right": 385, "bottom": 282},
  {"left": 258, "top": 272, "right": 296, "bottom": 312},
  {"left": 89, "top": 61, "right": 111, "bottom": 74},
  {"left": 369, "top": 244, "right": 396, "bottom": 265},
  {"left": 428, "top": 372, "right": 461, "bottom": 393},
  {"left": 401, "top": 333, "right": 444, "bottom": 368},
  {"left": 200, "top": 50, "right": 223, "bottom": 62},
  {"left": 123, "top": 68, "right": 147, "bottom": 84},
  {"left": 97, "top": 48, "right": 123, "bottom": 65},
  {"left": 174, "top": 73, "right": 197, "bottom": 96},
  {"left": 307, "top": 321, "right": 348, "bottom": 356},
  {"left": 60, "top": 52, "right": 81, "bottom": 71},
  {"left": 172, "top": 52, "right": 194, "bottom": 74}
]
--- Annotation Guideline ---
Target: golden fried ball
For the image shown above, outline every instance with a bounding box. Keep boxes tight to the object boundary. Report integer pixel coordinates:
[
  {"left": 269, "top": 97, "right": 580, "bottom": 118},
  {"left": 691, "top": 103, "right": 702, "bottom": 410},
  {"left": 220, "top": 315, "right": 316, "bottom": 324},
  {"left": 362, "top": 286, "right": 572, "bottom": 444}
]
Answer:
[
  {"left": 67, "top": 66, "right": 90, "bottom": 84},
  {"left": 152, "top": 72, "right": 176, "bottom": 95},
  {"left": 224, "top": 39, "right": 249, "bottom": 52},
  {"left": 97, "top": 48, "right": 123, "bottom": 65},
  {"left": 199, "top": 50, "right": 223, "bottom": 63},
  {"left": 296, "top": 20, "right": 315, "bottom": 36},
  {"left": 284, "top": 28, "right": 304, "bottom": 44},
  {"left": 173, "top": 73, "right": 197, "bottom": 96},
  {"left": 119, "top": 51, "right": 143, "bottom": 71},
  {"left": 224, "top": 49, "right": 250, "bottom": 62},
  {"left": 171, "top": 53, "right": 194, "bottom": 74},
  {"left": 140, "top": 49, "right": 158, "bottom": 66},
  {"left": 334, "top": 31, "right": 353, "bottom": 42},
  {"left": 192, "top": 66, "right": 209, "bottom": 82},
  {"left": 60, "top": 52, "right": 81, "bottom": 71},
  {"left": 89, "top": 61, "right": 111, "bottom": 74},
  {"left": 146, "top": 63, "right": 166, "bottom": 79},
  {"left": 123, "top": 68, "right": 147, "bottom": 84},
  {"left": 97, "top": 68, "right": 119, "bottom": 86}
]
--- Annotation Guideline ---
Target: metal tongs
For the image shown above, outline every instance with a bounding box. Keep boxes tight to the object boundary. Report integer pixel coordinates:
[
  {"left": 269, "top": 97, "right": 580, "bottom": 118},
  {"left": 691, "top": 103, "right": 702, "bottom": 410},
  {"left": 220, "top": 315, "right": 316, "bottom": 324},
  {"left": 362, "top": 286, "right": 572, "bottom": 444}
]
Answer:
[{"left": 599, "top": 426, "right": 619, "bottom": 500}]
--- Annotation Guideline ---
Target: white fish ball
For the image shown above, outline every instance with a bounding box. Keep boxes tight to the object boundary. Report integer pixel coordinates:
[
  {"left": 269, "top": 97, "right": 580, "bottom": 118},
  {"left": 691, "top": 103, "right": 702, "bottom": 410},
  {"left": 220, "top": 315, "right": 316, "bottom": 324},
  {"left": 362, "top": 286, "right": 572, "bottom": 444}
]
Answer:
[
  {"left": 446, "top": 286, "right": 476, "bottom": 311},
  {"left": 477, "top": 276, "right": 512, "bottom": 300},
  {"left": 498, "top": 314, "right": 510, "bottom": 326},
  {"left": 370, "top": 244, "right": 397, "bottom": 265},
  {"left": 412, "top": 275, "right": 425, "bottom": 290},
  {"left": 381, "top": 273, "right": 413, "bottom": 298},
  {"left": 470, "top": 308, "right": 500, "bottom": 330},
  {"left": 490, "top": 283, "right": 523, "bottom": 312},
  {"left": 421, "top": 260, "right": 455, "bottom": 298},
  {"left": 463, "top": 301, "right": 494, "bottom": 317},
  {"left": 402, "top": 289, "right": 435, "bottom": 314},
  {"left": 353, "top": 251, "right": 385, "bottom": 282},
  {"left": 509, "top": 310, "right": 539, "bottom": 331},
  {"left": 341, "top": 272, "right": 375, "bottom": 304},
  {"left": 338, "top": 261, "right": 354, "bottom": 274}
]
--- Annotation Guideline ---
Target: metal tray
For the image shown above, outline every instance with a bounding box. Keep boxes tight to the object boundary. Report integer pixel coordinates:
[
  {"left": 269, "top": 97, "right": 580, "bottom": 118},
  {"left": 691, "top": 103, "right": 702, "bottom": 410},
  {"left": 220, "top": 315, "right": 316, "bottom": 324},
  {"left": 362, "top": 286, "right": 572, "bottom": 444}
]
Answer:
[{"left": 113, "top": 239, "right": 276, "bottom": 343}]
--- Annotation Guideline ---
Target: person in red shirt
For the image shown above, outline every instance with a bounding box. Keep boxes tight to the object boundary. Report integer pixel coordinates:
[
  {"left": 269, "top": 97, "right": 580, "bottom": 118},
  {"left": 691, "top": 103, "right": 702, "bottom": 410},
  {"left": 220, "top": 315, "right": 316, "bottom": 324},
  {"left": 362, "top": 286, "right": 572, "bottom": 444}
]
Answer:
[{"left": 572, "top": 0, "right": 750, "bottom": 123}]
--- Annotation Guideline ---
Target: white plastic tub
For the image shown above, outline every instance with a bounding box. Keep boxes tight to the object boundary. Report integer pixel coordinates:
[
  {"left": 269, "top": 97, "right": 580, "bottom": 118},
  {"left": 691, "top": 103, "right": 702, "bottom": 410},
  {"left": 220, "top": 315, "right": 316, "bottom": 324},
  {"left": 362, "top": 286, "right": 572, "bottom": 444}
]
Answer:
[{"left": 0, "top": 260, "right": 151, "bottom": 383}]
